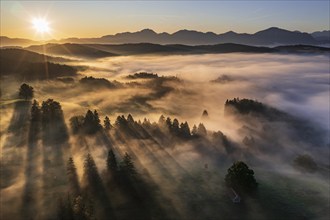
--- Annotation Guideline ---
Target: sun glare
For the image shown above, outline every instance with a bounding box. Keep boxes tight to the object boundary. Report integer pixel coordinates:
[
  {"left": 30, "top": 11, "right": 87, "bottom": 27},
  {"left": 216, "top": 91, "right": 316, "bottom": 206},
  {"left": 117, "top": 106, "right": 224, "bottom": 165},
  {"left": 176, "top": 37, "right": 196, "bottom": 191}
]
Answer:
[{"left": 32, "top": 18, "right": 50, "bottom": 34}]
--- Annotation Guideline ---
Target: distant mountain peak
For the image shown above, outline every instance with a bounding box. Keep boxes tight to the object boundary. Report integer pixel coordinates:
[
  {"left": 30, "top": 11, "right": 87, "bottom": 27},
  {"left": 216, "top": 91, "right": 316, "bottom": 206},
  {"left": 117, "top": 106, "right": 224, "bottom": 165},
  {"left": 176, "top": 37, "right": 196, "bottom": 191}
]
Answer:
[{"left": 139, "top": 28, "right": 157, "bottom": 34}]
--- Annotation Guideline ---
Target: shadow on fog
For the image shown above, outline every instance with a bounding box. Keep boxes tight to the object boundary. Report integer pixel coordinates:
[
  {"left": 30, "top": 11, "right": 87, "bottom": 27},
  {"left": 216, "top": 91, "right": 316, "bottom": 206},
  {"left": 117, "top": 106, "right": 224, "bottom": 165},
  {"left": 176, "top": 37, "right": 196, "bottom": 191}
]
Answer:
[
  {"left": 4, "top": 100, "right": 31, "bottom": 148},
  {"left": 21, "top": 103, "right": 41, "bottom": 219},
  {"left": 1, "top": 100, "right": 31, "bottom": 189},
  {"left": 98, "top": 129, "right": 179, "bottom": 220},
  {"left": 39, "top": 99, "right": 71, "bottom": 219}
]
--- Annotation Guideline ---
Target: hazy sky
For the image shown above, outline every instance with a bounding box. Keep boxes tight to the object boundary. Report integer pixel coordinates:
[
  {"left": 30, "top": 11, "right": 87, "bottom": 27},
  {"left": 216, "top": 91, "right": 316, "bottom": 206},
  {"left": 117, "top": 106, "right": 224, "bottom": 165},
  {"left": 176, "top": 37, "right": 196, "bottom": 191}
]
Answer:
[{"left": 1, "top": 0, "right": 329, "bottom": 40}]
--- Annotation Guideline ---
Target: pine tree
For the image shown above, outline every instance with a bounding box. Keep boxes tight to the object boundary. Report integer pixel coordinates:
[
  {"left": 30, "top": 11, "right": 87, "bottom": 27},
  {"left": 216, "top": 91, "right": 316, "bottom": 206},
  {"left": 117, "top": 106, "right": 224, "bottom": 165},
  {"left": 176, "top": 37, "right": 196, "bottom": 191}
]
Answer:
[
  {"left": 67, "top": 157, "right": 80, "bottom": 195},
  {"left": 179, "top": 121, "right": 191, "bottom": 138},
  {"left": 197, "top": 123, "right": 207, "bottom": 136},
  {"left": 172, "top": 118, "right": 180, "bottom": 135},
  {"left": 31, "top": 99, "right": 40, "bottom": 121},
  {"left": 165, "top": 117, "right": 172, "bottom": 130},
  {"left": 127, "top": 114, "right": 134, "bottom": 124},
  {"left": 107, "top": 149, "right": 118, "bottom": 174},
  {"left": 83, "top": 153, "right": 101, "bottom": 189},
  {"left": 120, "top": 153, "right": 136, "bottom": 177},
  {"left": 158, "top": 115, "right": 166, "bottom": 126},
  {"left": 103, "top": 116, "right": 112, "bottom": 130},
  {"left": 93, "top": 110, "right": 100, "bottom": 127},
  {"left": 191, "top": 124, "right": 198, "bottom": 136}
]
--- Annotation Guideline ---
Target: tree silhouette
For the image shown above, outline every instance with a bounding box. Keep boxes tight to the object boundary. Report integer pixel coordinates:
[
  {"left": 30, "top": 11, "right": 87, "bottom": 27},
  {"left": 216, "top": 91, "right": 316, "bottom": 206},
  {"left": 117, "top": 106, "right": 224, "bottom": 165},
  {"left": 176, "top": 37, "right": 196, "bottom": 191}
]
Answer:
[
  {"left": 179, "top": 122, "right": 191, "bottom": 138},
  {"left": 197, "top": 123, "right": 207, "bottom": 136},
  {"left": 83, "top": 153, "right": 101, "bottom": 191},
  {"left": 107, "top": 149, "right": 118, "bottom": 175},
  {"left": 19, "top": 83, "right": 34, "bottom": 100},
  {"left": 202, "top": 110, "right": 209, "bottom": 118},
  {"left": 225, "top": 161, "right": 258, "bottom": 193},
  {"left": 83, "top": 110, "right": 101, "bottom": 134},
  {"left": 31, "top": 100, "right": 40, "bottom": 122},
  {"left": 191, "top": 124, "right": 198, "bottom": 136},
  {"left": 70, "top": 116, "right": 85, "bottom": 134},
  {"left": 120, "top": 153, "right": 136, "bottom": 177},
  {"left": 67, "top": 157, "right": 80, "bottom": 196},
  {"left": 158, "top": 115, "right": 166, "bottom": 127},
  {"left": 103, "top": 116, "right": 112, "bottom": 130},
  {"left": 172, "top": 118, "right": 180, "bottom": 135}
]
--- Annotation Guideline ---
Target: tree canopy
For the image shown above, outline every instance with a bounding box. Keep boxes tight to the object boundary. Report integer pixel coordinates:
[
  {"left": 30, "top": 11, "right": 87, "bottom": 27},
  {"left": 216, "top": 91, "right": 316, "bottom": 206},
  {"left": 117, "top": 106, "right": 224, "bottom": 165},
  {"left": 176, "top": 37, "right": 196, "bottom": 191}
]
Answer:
[
  {"left": 19, "top": 83, "right": 34, "bottom": 100},
  {"left": 225, "top": 161, "right": 258, "bottom": 193}
]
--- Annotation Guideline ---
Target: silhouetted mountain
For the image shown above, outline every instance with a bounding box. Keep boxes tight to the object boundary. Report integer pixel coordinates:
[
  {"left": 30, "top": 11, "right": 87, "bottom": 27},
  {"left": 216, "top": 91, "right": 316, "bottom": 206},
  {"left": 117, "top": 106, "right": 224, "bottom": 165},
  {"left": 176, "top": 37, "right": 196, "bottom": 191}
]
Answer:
[
  {"left": 55, "top": 27, "right": 321, "bottom": 46},
  {"left": 274, "top": 45, "right": 330, "bottom": 53},
  {"left": 0, "top": 36, "right": 38, "bottom": 47},
  {"left": 26, "top": 43, "right": 117, "bottom": 58},
  {"left": 3, "top": 27, "right": 329, "bottom": 47},
  {"left": 0, "top": 48, "right": 77, "bottom": 80},
  {"left": 26, "top": 43, "right": 330, "bottom": 58},
  {"left": 311, "top": 30, "right": 330, "bottom": 42}
]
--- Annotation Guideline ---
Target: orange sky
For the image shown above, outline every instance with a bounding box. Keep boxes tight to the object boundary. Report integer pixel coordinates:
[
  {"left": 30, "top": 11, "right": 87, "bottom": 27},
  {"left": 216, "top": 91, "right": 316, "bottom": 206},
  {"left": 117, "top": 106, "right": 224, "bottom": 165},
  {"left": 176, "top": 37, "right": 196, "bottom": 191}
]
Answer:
[{"left": 1, "top": 1, "right": 329, "bottom": 40}]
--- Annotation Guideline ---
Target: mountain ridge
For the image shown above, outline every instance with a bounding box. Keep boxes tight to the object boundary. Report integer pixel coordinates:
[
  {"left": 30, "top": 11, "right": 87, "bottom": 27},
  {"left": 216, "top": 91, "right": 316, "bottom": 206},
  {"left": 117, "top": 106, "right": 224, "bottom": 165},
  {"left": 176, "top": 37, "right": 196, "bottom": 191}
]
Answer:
[{"left": 1, "top": 27, "right": 330, "bottom": 47}]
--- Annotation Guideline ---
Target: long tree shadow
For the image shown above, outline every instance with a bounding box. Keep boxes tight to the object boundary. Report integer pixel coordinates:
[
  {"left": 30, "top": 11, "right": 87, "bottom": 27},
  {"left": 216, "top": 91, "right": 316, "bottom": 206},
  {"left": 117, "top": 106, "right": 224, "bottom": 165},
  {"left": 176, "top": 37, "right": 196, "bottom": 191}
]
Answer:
[
  {"left": 105, "top": 130, "right": 182, "bottom": 220},
  {"left": 21, "top": 100, "right": 42, "bottom": 219},
  {"left": 5, "top": 100, "right": 31, "bottom": 148},
  {"left": 40, "top": 99, "right": 71, "bottom": 219},
  {"left": 81, "top": 151, "right": 117, "bottom": 220},
  {"left": 1, "top": 100, "right": 31, "bottom": 189}
]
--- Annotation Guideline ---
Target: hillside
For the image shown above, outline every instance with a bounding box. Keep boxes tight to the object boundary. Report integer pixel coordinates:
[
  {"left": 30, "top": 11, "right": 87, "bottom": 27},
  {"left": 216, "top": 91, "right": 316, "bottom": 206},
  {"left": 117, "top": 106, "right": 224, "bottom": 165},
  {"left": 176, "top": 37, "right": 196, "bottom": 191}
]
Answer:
[
  {"left": 0, "top": 48, "right": 77, "bottom": 80},
  {"left": 25, "top": 43, "right": 330, "bottom": 58}
]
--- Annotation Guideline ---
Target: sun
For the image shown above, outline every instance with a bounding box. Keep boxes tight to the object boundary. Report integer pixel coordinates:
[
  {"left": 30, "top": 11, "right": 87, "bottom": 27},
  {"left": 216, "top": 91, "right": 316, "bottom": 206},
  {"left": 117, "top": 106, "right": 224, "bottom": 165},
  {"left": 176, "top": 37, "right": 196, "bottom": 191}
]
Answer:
[{"left": 32, "top": 18, "right": 50, "bottom": 34}]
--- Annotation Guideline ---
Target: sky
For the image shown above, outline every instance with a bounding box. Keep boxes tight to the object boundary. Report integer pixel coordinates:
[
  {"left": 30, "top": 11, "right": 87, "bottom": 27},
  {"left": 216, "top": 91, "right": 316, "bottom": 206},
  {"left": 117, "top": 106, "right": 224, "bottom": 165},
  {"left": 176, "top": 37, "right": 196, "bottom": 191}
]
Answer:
[{"left": 1, "top": 0, "right": 329, "bottom": 40}]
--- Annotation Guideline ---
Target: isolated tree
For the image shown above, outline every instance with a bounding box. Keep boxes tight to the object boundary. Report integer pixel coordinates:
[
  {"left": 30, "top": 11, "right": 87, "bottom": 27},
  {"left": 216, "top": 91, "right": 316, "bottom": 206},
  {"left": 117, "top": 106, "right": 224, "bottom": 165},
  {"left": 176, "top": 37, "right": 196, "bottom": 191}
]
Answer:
[
  {"left": 225, "top": 161, "right": 258, "bottom": 193},
  {"left": 103, "top": 116, "right": 112, "bottom": 130},
  {"left": 19, "top": 83, "right": 34, "bottom": 100},
  {"left": 107, "top": 149, "right": 118, "bottom": 174},
  {"left": 202, "top": 110, "right": 209, "bottom": 118}
]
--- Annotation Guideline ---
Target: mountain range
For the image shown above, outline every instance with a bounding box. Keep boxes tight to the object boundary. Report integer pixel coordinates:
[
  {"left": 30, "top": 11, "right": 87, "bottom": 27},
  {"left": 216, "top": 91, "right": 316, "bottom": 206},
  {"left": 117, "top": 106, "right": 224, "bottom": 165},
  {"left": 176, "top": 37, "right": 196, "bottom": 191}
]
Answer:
[
  {"left": 1, "top": 27, "right": 329, "bottom": 47},
  {"left": 25, "top": 43, "right": 330, "bottom": 59}
]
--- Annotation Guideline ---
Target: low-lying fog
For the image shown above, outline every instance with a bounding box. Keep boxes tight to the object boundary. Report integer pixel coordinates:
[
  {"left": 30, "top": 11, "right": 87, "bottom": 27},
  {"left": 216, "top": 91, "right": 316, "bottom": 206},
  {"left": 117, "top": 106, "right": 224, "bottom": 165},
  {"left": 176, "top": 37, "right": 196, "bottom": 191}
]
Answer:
[
  {"left": 75, "top": 53, "right": 329, "bottom": 130},
  {"left": 1, "top": 53, "right": 329, "bottom": 220}
]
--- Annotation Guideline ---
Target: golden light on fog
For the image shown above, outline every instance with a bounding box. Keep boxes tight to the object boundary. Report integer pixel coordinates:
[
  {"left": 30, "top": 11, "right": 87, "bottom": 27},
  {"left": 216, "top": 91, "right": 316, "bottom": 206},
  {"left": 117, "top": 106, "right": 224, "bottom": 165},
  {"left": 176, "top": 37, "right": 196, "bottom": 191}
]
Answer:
[{"left": 32, "top": 18, "right": 50, "bottom": 34}]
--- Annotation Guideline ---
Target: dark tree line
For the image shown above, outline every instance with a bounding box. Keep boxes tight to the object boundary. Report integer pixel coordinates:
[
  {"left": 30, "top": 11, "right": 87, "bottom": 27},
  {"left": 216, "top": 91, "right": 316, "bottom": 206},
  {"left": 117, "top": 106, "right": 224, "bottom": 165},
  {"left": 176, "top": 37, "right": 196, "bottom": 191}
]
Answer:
[{"left": 70, "top": 110, "right": 108, "bottom": 135}]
